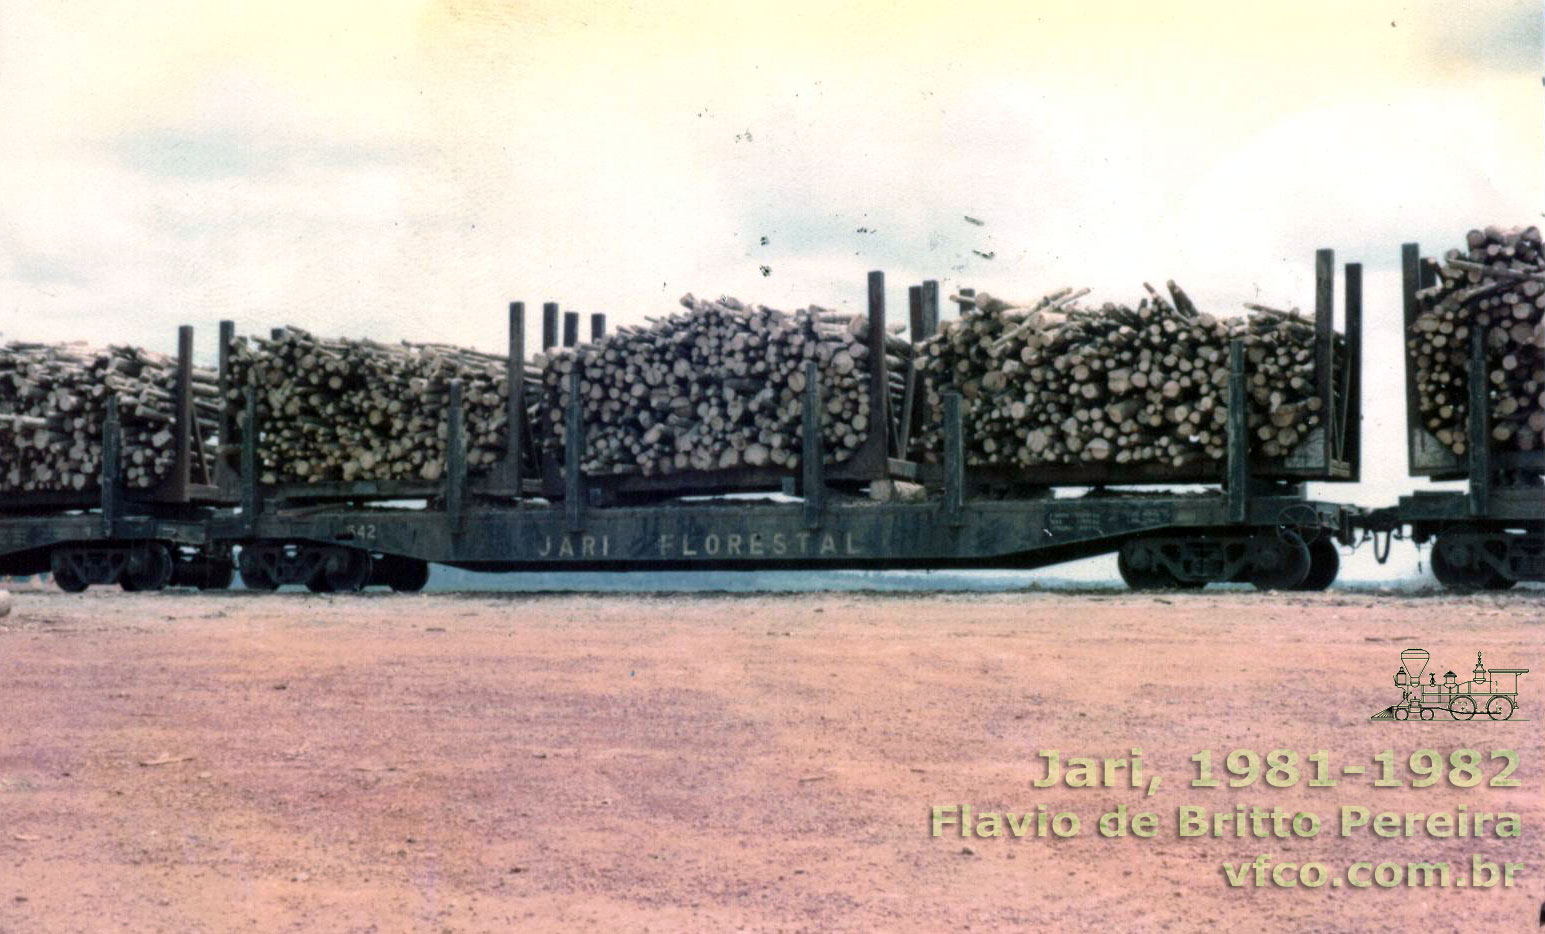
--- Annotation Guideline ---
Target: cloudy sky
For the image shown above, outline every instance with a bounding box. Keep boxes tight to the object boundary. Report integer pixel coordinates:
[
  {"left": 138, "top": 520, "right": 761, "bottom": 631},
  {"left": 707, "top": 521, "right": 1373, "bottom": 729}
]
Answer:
[{"left": 1, "top": 0, "right": 1539, "bottom": 580}]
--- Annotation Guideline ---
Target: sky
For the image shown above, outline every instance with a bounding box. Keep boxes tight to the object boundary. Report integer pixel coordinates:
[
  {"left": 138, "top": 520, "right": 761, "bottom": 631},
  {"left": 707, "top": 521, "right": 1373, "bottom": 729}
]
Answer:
[{"left": 0, "top": 0, "right": 1540, "bottom": 582}]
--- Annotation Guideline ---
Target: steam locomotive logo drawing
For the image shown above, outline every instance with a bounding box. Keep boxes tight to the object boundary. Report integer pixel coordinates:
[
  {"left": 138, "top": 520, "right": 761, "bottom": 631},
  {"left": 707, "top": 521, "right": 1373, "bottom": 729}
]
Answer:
[{"left": 1371, "top": 649, "right": 1529, "bottom": 722}]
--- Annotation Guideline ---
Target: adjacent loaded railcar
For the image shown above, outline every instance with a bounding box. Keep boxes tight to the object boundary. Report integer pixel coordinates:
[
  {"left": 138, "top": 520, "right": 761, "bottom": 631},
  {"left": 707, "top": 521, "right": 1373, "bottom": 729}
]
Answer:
[
  {"left": 1356, "top": 237, "right": 1545, "bottom": 591},
  {"left": 0, "top": 326, "right": 233, "bottom": 591}
]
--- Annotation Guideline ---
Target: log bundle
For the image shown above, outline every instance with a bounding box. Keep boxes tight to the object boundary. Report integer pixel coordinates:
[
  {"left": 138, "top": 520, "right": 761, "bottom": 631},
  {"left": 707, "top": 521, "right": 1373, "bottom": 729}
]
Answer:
[
  {"left": 915, "top": 283, "right": 1332, "bottom": 468},
  {"left": 537, "top": 294, "right": 904, "bottom": 477},
  {"left": 0, "top": 342, "right": 218, "bottom": 492},
  {"left": 225, "top": 329, "right": 519, "bottom": 484},
  {"left": 1408, "top": 225, "right": 1545, "bottom": 455}
]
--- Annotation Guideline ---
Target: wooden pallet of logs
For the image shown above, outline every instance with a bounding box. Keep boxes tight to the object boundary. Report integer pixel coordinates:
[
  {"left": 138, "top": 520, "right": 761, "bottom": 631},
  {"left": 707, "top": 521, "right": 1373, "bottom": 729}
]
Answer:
[
  {"left": 225, "top": 328, "right": 525, "bottom": 484},
  {"left": 537, "top": 293, "right": 908, "bottom": 478},
  {"left": 1408, "top": 225, "right": 1544, "bottom": 455},
  {"left": 914, "top": 282, "right": 1336, "bottom": 469},
  {"left": 0, "top": 342, "right": 218, "bottom": 492}
]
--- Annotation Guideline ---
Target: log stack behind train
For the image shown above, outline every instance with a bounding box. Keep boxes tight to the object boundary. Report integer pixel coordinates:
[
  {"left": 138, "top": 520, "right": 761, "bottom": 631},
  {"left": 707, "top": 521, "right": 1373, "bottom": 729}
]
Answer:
[
  {"left": 0, "top": 342, "right": 218, "bottom": 493},
  {"left": 1407, "top": 225, "right": 1544, "bottom": 455},
  {"left": 913, "top": 283, "right": 1338, "bottom": 469}
]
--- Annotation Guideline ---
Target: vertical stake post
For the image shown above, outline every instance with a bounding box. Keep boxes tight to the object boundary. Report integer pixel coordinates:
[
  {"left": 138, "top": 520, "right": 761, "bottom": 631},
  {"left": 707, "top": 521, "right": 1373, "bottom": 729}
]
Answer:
[
  {"left": 171, "top": 324, "right": 194, "bottom": 499},
  {"left": 565, "top": 369, "right": 584, "bottom": 531},
  {"left": 447, "top": 379, "right": 466, "bottom": 530},
  {"left": 1400, "top": 243, "right": 1423, "bottom": 475},
  {"left": 1418, "top": 254, "right": 1439, "bottom": 289},
  {"left": 590, "top": 313, "right": 606, "bottom": 342},
  {"left": 562, "top": 311, "right": 579, "bottom": 348},
  {"left": 1342, "top": 263, "right": 1362, "bottom": 480},
  {"left": 802, "top": 360, "right": 824, "bottom": 529},
  {"left": 1227, "top": 340, "right": 1249, "bottom": 524},
  {"left": 241, "top": 387, "right": 259, "bottom": 535},
  {"left": 542, "top": 303, "right": 559, "bottom": 350},
  {"left": 914, "top": 280, "right": 939, "bottom": 335},
  {"left": 100, "top": 395, "right": 121, "bottom": 535},
  {"left": 867, "top": 271, "right": 891, "bottom": 464},
  {"left": 898, "top": 284, "right": 923, "bottom": 455},
  {"left": 943, "top": 392, "right": 964, "bottom": 524},
  {"left": 907, "top": 285, "right": 925, "bottom": 343},
  {"left": 507, "top": 302, "right": 525, "bottom": 497},
  {"left": 1313, "top": 249, "right": 1334, "bottom": 471},
  {"left": 217, "top": 320, "right": 234, "bottom": 490},
  {"left": 921, "top": 280, "right": 940, "bottom": 337},
  {"left": 1468, "top": 329, "right": 1491, "bottom": 518}
]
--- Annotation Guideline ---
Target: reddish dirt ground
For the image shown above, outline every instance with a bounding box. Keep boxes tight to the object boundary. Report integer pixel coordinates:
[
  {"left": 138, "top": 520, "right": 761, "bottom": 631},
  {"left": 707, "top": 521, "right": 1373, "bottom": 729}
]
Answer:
[{"left": 0, "top": 590, "right": 1541, "bottom": 933}]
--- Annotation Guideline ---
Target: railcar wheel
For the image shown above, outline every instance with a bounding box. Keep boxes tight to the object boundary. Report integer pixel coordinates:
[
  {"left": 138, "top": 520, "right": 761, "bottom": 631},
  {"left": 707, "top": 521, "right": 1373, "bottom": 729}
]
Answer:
[
  {"left": 1430, "top": 527, "right": 1504, "bottom": 593},
  {"left": 53, "top": 563, "right": 88, "bottom": 593},
  {"left": 387, "top": 558, "right": 430, "bottom": 593},
  {"left": 1117, "top": 541, "right": 1169, "bottom": 591},
  {"left": 121, "top": 545, "right": 173, "bottom": 592},
  {"left": 1394, "top": 707, "right": 1409, "bottom": 721},
  {"left": 1486, "top": 696, "right": 1515, "bottom": 721},
  {"left": 239, "top": 563, "right": 280, "bottom": 591},
  {"left": 1294, "top": 538, "right": 1340, "bottom": 591},
  {"left": 1449, "top": 695, "right": 1477, "bottom": 721},
  {"left": 1431, "top": 545, "right": 1489, "bottom": 593},
  {"left": 316, "top": 548, "right": 371, "bottom": 594},
  {"left": 1247, "top": 536, "right": 1310, "bottom": 591},
  {"left": 1419, "top": 708, "right": 1434, "bottom": 721}
]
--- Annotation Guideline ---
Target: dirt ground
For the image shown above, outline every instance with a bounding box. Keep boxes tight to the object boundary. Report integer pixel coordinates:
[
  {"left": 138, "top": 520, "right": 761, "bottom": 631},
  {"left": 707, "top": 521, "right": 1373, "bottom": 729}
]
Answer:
[{"left": 0, "top": 589, "right": 1540, "bottom": 933}]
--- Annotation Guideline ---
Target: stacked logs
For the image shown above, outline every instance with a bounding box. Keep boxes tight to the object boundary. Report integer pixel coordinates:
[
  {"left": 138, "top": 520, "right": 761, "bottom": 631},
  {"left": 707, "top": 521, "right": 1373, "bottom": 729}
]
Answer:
[
  {"left": 915, "top": 283, "right": 1331, "bottom": 468},
  {"left": 0, "top": 342, "right": 218, "bottom": 492},
  {"left": 537, "top": 294, "right": 904, "bottom": 476},
  {"left": 225, "top": 329, "right": 519, "bottom": 484},
  {"left": 1408, "top": 225, "right": 1544, "bottom": 455}
]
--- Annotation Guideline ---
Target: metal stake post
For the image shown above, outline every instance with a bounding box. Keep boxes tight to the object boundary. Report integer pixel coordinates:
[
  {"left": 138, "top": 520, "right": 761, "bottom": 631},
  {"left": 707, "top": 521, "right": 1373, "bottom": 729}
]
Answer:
[
  {"left": 802, "top": 360, "right": 824, "bottom": 528},
  {"left": 565, "top": 370, "right": 584, "bottom": 531},
  {"left": 447, "top": 379, "right": 466, "bottom": 529},
  {"left": 1467, "top": 329, "right": 1491, "bottom": 517},
  {"left": 506, "top": 302, "right": 526, "bottom": 497},
  {"left": 1226, "top": 340, "right": 1249, "bottom": 524},
  {"left": 943, "top": 393, "right": 964, "bottom": 525},
  {"left": 100, "top": 396, "right": 121, "bottom": 536}
]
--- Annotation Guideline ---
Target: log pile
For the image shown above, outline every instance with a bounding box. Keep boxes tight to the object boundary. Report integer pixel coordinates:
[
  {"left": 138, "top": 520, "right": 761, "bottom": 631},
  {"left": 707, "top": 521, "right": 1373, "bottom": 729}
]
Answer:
[
  {"left": 1408, "top": 225, "right": 1544, "bottom": 455},
  {"left": 225, "top": 329, "right": 518, "bottom": 484},
  {"left": 0, "top": 342, "right": 218, "bottom": 492},
  {"left": 915, "top": 283, "right": 1332, "bottom": 468},
  {"left": 537, "top": 294, "right": 904, "bottom": 476}
]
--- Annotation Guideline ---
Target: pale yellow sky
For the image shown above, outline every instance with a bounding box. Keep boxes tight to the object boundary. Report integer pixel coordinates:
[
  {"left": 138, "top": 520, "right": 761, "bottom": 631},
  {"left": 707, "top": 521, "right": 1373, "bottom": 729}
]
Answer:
[
  {"left": 0, "top": 0, "right": 1539, "bottom": 576},
  {"left": 3, "top": 0, "right": 1534, "bottom": 315}
]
